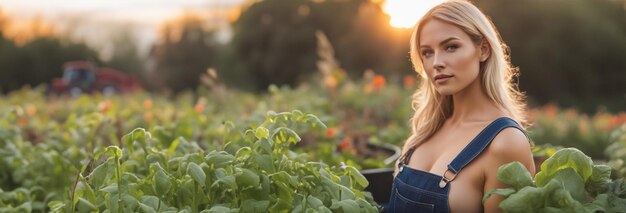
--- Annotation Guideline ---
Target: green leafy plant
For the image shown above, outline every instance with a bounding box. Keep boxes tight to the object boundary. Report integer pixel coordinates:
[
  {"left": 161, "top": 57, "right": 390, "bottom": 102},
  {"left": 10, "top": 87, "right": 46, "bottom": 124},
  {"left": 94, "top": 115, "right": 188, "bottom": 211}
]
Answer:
[
  {"left": 484, "top": 148, "right": 626, "bottom": 212},
  {"left": 47, "top": 111, "right": 378, "bottom": 212},
  {"left": 606, "top": 124, "right": 626, "bottom": 179}
]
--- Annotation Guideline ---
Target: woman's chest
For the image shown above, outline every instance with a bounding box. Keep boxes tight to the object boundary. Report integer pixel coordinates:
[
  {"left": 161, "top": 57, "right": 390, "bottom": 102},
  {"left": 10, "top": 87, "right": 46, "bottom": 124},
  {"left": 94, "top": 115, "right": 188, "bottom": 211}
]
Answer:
[
  {"left": 406, "top": 127, "right": 490, "bottom": 212},
  {"left": 406, "top": 153, "right": 487, "bottom": 212},
  {"left": 447, "top": 163, "right": 485, "bottom": 213}
]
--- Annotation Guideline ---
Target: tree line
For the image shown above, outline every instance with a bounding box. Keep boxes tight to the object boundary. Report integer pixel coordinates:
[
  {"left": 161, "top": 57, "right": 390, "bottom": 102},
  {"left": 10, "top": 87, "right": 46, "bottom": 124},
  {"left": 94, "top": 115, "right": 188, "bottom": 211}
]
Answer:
[{"left": 1, "top": 0, "right": 625, "bottom": 112}]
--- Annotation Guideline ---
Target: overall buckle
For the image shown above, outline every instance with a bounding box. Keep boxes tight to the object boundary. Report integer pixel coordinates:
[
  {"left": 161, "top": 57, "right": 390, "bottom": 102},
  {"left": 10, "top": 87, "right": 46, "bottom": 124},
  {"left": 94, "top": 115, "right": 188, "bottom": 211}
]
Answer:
[{"left": 439, "top": 169, "right": 457, "bottom": 188}]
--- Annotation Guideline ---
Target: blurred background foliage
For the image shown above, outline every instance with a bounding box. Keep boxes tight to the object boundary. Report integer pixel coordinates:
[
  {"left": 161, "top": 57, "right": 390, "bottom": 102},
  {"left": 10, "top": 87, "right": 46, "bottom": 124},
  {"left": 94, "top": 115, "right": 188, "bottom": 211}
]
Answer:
[{"left": 0, "top": 0, "right": 625, "bottom": 112}]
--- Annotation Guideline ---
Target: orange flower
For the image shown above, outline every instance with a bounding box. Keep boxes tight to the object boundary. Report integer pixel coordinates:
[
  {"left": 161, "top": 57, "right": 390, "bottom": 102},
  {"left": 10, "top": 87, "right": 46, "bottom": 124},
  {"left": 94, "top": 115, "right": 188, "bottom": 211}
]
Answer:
[
  {"left": 194, "top": 97, "right": 206, "bottom": 113},
  {"left": 608, "top": 113, "right": 626, "bottom": 129},
  {"left": 324, "top": 76, "right": 338, "bottom": 89},
  {"left": 403, "top": 75, "right": 415, "bottom": 89},
  {"left": 143, "top": 99, "right": 153, "bottom": 110},
  {"left": 338, "top": 137, "right": 354, "bottom": 154},
  {"left": 143, "top": 112, "right": 153, "bottom": 122},
  {"left": 543, "top": 103, "right": 558, "bottom": 119},
  {"left": 17, "top": 117, "right": 28, "bottom": 126},
  {"left": 98, "top": 101, "right": 111, "bottom": 113},
  {"left": 326, "top": 128, "right": 335, "bottom": 138},
  {"left": 194, "top": 104, "right": 204, "bottom": 113},
  {"left": 25, "top": 104, "right": 37, "bottom": 116},
  {"left": 373, "top": 74, "right": 386, "bottom": 91}
]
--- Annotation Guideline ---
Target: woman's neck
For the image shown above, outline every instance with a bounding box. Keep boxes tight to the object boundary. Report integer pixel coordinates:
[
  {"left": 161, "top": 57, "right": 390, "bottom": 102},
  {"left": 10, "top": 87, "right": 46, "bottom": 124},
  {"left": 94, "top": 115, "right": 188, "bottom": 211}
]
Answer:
[{"left": 447, "top": 78, "right": 503, "bottom": 126}]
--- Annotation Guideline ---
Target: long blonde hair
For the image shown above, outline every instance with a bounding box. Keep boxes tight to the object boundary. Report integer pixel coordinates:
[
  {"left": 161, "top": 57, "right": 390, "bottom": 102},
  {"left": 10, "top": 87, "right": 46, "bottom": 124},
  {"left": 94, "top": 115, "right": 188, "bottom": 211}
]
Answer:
[{"left": 399, "top": 0, "right": 528, "bottom": 162}]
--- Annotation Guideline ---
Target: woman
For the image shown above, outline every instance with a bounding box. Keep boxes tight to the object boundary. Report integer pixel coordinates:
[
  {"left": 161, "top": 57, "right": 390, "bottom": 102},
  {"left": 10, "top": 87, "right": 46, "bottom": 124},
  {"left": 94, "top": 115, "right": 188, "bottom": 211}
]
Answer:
[{"left": 386, "top": 1, "right": 535, "bottom": 212}]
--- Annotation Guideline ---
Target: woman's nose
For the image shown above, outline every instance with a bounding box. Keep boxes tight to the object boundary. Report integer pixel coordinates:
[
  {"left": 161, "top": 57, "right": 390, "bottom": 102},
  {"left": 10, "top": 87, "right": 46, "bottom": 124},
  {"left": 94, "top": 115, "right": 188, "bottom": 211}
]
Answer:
[{"left": 433, "top": 53, "right": 445, "bottom": 70}]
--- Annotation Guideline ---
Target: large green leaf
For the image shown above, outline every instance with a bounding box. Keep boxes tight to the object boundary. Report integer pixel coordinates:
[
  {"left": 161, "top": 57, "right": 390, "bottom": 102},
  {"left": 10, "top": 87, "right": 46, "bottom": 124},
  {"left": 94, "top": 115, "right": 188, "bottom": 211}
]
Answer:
[
  {"left": 269, "top": 198, "right": 293, "bottom": 213},
  {"left": 330, "top": 199, "right": 360, "bottom": 213},
  {"left": 498, "top": 186, "right": 546, "bottom": 212},
  {"left": 235, "top": 168, "right": 260, "bottom": 190},
  {"left": 153, "top": 166, "right": 171, "bottom": 196},
  {"left": 482, "top": 188, "right": 516, "bottom": 202},
  {"left": 204, "top": 151, "right": 235, "bottom": 168},
  {"left": 535, "top": 148, "right": 593, "bottom": 187},
  {"left": 187, "top": 162, "right": 206, "bottom": 187},
  {"left": 345, "top": 166, "right": 368, "bottom": 189},
  {"left": 76, "top": 198, "right": 97, "bottom": 213},
  {"left": 587, "top": 164, "right": 611, "bottom": 189},
  {"left": 496, "top": 161, "right": 534, "bottom": 190},
  {"left": 88, "top": 159, "right": 114, "bottom": 190},
  {"left": 550, "top": 189, "right": 584, "bottom": 212},
  {"left": 240, "top": 199, "right": 270, "bottom": 212}
]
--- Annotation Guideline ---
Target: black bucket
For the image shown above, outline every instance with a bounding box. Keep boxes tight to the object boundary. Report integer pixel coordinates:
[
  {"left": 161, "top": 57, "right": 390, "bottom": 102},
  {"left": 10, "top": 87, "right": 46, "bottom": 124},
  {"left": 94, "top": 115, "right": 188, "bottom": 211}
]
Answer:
[
  {"left": 361, "top": 167, "right": 394, "bottom": 204},
  {"left": 359, "top": 143, "right": 401, "bottom": 205}
]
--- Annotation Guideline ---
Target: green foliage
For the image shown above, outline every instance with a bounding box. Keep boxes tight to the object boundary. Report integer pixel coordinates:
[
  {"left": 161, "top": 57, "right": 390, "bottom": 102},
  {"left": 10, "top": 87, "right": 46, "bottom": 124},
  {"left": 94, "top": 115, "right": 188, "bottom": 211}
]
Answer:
[
  {"left": 484, "top": 148, "right": 626, "bottom": 212},
  {"left": 607, "top": 124, "right": 626, "bottom": 179},
  {"left": 150, "top": 13, "right": 221, "bottom": 93},
  {"left": 45, "top": 111, "right": 378, "bottom": 212},
  {"left": 229, "top": 0, "right": 410, "bottom": 90},
  {"left": 0, "top": 37, "right": 99, "bottom": 93},
  {"left": 477, "top": 0, "right": 626, "bottom": 112},
  {"left": 1, "top": 79, "right": 625, "bottom": 211},
  {"left": 529, "top": 107, "right": 619, "bottom": 160}
]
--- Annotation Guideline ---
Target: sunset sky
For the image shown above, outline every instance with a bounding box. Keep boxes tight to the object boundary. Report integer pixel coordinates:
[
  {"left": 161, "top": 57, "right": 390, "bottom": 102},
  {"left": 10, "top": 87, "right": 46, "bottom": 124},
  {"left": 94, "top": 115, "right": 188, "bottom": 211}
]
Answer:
[
  {"left": 0, "top": 0, "right": 444, "bottom": 56},
  {"left": 1, "top": 0, "right": 245, "bottom": 56}
]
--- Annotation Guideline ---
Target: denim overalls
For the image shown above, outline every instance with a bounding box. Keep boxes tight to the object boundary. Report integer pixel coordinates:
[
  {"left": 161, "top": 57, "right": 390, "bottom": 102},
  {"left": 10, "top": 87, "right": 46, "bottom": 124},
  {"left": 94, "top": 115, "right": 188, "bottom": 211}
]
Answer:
[{"left": 385, "top": 117, "right": 525, "bottom": 213}]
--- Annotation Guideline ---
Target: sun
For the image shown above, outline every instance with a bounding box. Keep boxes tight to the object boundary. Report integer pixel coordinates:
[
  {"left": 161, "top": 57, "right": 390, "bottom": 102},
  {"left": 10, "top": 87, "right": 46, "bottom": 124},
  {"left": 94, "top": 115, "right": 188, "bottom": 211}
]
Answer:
[{"left": 383, "top": 0, "right": 448, "bottom": 29}]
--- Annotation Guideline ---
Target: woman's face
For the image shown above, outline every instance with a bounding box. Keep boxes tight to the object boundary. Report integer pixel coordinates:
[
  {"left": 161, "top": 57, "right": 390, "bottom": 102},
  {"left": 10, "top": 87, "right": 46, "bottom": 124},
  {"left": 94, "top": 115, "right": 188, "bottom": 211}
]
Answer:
[{"left": 418, "top": 19, "right": 488, "bottom": 96}]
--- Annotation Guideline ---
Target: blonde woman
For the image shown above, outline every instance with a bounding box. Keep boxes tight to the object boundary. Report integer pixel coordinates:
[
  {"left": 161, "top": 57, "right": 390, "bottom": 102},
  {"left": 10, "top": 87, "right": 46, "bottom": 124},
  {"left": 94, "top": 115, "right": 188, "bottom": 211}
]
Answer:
[{"left": 387, "top": 1, "right": 535, "bottom": 212}]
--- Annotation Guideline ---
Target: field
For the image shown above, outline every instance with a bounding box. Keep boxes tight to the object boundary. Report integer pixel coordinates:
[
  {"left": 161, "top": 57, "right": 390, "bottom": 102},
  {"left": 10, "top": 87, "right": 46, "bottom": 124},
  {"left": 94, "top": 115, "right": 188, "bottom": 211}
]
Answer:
[{"left": 1, "top": 77, "right": 626, "bottom": 212}]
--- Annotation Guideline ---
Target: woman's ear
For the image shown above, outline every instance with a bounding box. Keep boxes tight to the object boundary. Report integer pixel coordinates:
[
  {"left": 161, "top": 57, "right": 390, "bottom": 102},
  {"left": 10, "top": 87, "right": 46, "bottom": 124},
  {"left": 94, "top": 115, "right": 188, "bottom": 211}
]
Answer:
[{"left": 479, "top": 39, "right": 490, "bottom": 62}]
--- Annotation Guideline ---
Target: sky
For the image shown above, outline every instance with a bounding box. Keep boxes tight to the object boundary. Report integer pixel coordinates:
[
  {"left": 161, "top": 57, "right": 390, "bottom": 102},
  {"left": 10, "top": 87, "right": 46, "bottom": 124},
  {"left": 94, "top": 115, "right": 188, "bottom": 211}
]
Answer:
[
  {"left": 0, "top": 0, "right": 243, "bottom": 24},
  {"left": 0, "top": 0, "right": 246, "bottom": 57}
]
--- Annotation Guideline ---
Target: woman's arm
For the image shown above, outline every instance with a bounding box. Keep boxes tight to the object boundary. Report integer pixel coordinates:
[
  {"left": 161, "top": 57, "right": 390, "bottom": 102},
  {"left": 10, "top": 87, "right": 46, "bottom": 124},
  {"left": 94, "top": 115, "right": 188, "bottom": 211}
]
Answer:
[{"left": 482, "top": 128, "right": 536, "bottom": 213}]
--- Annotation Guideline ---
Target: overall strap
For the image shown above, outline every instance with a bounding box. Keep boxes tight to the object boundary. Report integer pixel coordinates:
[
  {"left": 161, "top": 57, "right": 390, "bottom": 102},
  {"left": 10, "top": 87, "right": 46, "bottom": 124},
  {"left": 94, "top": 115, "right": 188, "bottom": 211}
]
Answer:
[{"left": 439, "top": 117, "right": 526, "bottom": 188}]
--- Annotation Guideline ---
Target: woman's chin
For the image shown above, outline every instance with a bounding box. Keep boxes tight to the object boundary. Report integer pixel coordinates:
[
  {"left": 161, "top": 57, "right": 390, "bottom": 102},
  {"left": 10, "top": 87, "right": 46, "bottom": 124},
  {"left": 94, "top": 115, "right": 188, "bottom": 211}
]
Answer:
[{"left": 436, "top": 89, "right": 455, "bottom": 96}]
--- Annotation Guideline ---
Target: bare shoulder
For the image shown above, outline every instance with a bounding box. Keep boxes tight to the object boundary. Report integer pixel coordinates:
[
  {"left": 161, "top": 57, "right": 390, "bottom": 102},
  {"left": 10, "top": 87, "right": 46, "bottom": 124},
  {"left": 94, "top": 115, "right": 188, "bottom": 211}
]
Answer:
[
  {"left": 484, "top": 127, "right": 535, "bottom": 175},
  {"left": 488, "top": 127, "right": 531, "bottom": 158},
  {"left": 482, "top": 126, "right": 535, "bottom": 212}
]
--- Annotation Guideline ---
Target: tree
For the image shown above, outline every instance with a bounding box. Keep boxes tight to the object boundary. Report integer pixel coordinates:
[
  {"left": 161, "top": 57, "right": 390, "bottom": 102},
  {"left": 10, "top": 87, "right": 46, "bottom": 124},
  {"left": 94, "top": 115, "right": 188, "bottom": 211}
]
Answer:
[
  {"left": 150, "top": 13, "right": 221, "bottom": 93},
  {"left": 230, "top": 0, "right": 411, "bottom": 91},
  {"left": 103, "top": 24, "right": 146, "bottom": 81},
  {"left": 0, "top": 13, "right": 99, "bottom": 93},
  {"left": 476, "top": 0, "right": 626, "bottom": 112}
]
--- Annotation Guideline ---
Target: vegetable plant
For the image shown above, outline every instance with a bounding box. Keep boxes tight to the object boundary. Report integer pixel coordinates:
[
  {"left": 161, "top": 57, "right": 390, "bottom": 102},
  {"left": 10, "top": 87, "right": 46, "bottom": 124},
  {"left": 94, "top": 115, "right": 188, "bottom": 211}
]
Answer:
[{"left": 484, "top": 148, "right": 626, "bottom": 213}]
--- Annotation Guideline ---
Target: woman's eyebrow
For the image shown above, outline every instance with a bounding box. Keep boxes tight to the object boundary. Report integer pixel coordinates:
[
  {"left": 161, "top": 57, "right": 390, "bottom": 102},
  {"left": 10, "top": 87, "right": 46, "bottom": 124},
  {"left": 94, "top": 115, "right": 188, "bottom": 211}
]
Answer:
[{"left": 420, "top": 37, "right": 460, "bottom": 48}]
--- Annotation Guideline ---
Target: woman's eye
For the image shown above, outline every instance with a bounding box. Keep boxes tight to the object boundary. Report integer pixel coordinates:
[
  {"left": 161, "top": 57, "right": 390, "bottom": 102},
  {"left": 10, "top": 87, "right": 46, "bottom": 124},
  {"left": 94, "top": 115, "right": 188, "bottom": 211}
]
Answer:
[
  {"left": 421, "top": 50, "right": 433, "bottom": 57},
  {"left": 446, "top": 45, "right": 458, "bottom": 51}
]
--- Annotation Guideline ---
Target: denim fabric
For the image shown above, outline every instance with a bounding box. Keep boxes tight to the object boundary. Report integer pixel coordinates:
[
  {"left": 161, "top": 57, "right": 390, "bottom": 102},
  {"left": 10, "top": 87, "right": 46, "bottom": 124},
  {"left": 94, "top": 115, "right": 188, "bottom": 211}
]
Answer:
[
  {"left": 384, "top": 117, "right": 525, "bottom": 213},
  {"left": 387, "top": 164, "right": 450, "bottom": 213}
]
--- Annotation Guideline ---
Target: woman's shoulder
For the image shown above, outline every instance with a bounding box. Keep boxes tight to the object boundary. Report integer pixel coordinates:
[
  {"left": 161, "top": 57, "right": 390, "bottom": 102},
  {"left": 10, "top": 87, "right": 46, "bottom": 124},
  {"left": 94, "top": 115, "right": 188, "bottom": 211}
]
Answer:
[{"left": 485, "top": 125, "right": 532, "bottom": 162}]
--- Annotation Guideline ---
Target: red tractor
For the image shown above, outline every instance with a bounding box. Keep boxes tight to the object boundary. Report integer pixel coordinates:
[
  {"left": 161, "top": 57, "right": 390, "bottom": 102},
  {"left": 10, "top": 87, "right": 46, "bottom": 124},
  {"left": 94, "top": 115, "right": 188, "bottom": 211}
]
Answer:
[{"left": 50, "top": 61, "right": 143, "bottom": 96}]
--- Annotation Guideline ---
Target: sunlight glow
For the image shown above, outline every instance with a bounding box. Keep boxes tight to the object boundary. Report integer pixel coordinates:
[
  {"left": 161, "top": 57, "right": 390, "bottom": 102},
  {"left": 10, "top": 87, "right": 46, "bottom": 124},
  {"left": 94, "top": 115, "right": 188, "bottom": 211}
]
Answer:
[{"left": 383, "top": 0, "right": 447, "bottom": 29}]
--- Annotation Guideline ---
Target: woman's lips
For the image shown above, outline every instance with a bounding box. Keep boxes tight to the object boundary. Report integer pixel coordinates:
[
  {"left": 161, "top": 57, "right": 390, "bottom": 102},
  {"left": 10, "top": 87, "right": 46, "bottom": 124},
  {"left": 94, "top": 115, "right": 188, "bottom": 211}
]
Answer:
[{"left": 435, "top": 75, "right": 452, "bottom": 84}]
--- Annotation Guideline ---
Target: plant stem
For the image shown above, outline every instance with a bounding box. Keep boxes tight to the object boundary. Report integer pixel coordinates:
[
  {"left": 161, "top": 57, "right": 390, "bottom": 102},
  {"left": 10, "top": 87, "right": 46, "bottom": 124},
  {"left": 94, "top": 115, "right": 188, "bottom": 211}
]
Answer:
[
  {"left": 69, "top": 171, "right": 80, "bottom": 213},
  {"left": 157, "top": 196, "right": 162, "bottom": 212},
  {"left": 193, "top": 181, "right": 198, "bottom": 213},
  {"left": 303, "top": 193, "right": 308, "bottom": 211},
  {"left": 115, "top": 154, "right": 122, "bottom": 213}
]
